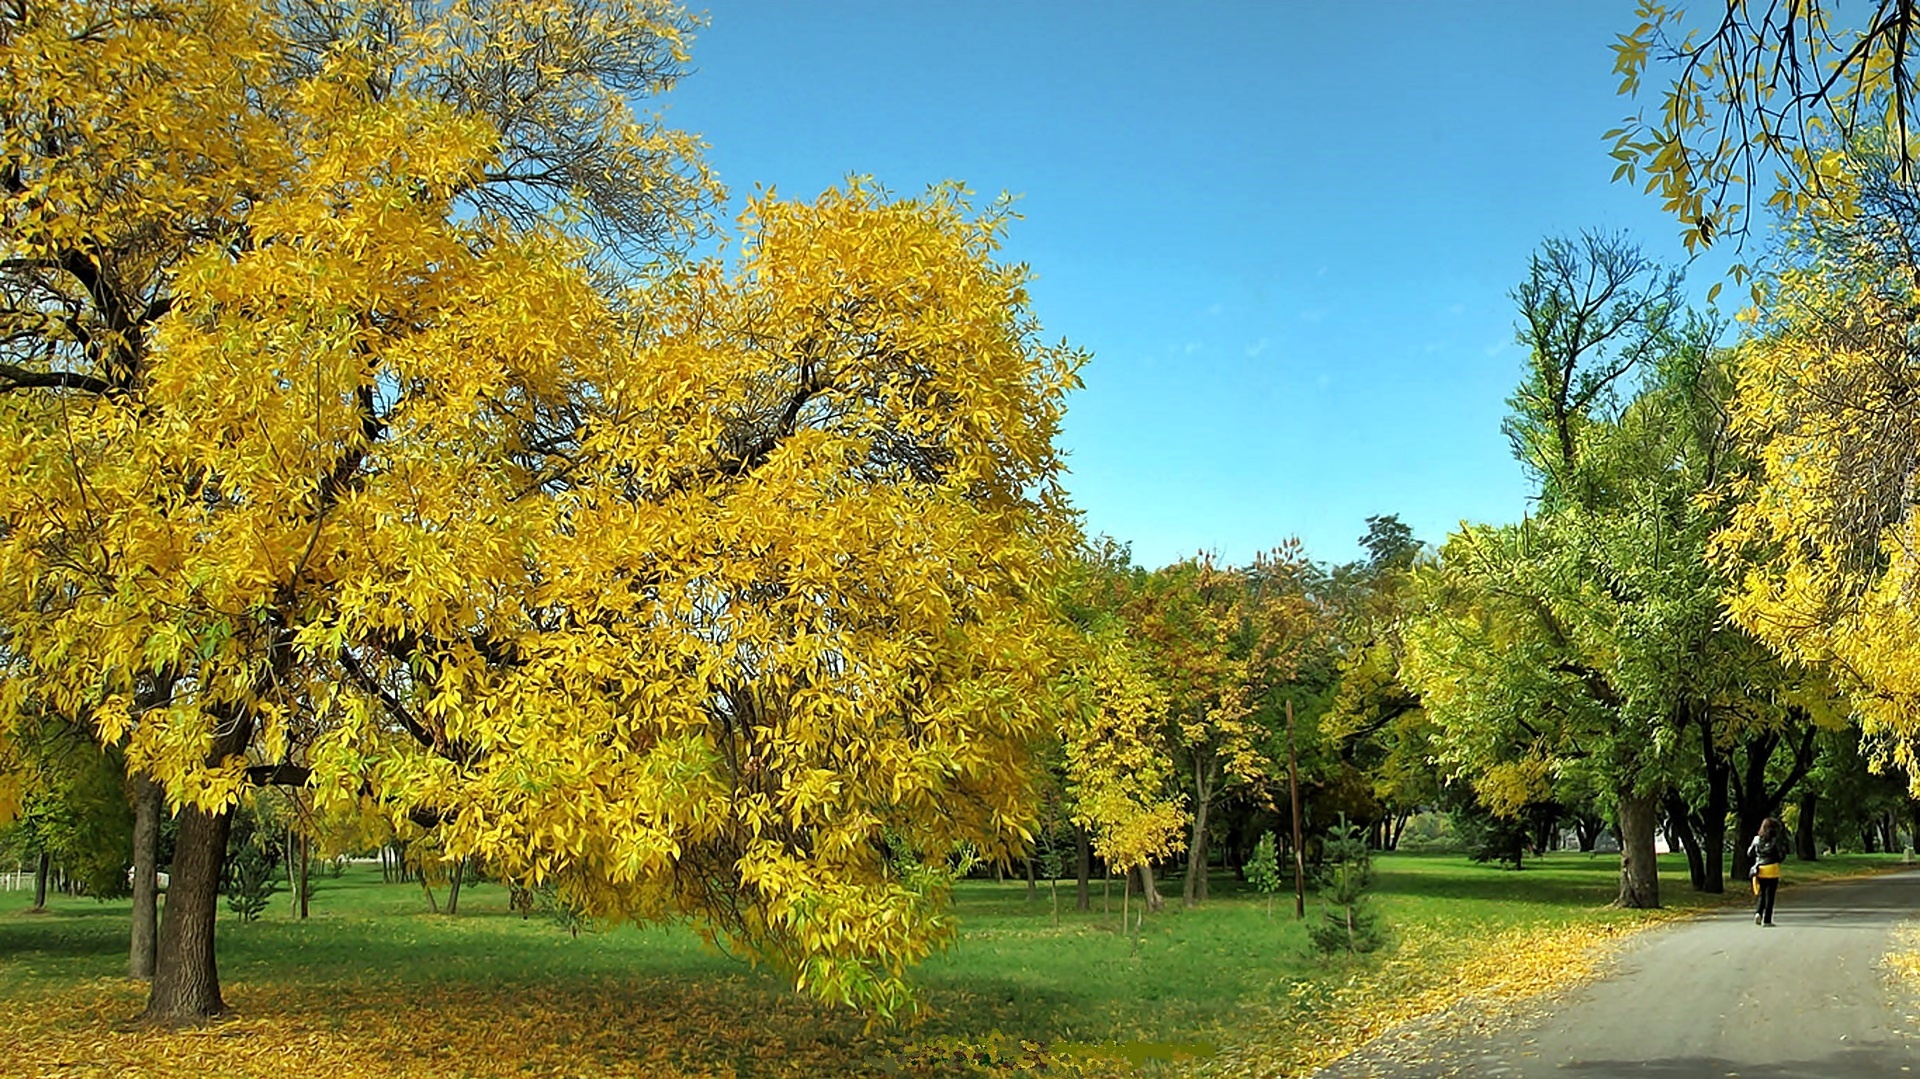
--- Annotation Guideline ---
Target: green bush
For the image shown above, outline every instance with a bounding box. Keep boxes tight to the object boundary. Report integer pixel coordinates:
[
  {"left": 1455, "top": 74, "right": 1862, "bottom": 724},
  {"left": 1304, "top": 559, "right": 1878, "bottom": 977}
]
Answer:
[{"left": 1244, "top": 832, "right": 1284, "bottom": 916}]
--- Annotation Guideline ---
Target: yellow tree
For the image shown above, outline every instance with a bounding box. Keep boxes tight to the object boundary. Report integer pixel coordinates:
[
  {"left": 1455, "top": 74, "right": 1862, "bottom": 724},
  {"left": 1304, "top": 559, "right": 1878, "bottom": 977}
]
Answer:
[
  {"left": 1058, "top": 631, "right": 1188, "bottom": 913},
  {"left": 1611, "top": 1, "right": 1920, "bottom": 253},
  {"left": 1, "top": 0, "right": 709, "bottom": 1015},
  {"left": 1052, "top": 541, "right": 1188, "bottom": 915},
  {"left": 0, "top": 0, "right": 1082, "bottom": 1022},
  {"left": 1126, "top": 547, "right": 1323, "bottom": 907},
  {"left": 1718, "top": 152, "right": 1920, "bottom": 787}
]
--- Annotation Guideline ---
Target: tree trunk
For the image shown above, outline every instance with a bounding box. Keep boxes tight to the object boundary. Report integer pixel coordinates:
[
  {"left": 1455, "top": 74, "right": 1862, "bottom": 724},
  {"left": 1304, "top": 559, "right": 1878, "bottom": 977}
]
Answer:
[
  {"left": 446, "top": 857, "right": 465, "bottom": 916},
  {"left": 145, "top": 804, "right": 234, "bottom": 1022},
  {"left": 1730, "top": 722, "right": 1817, "bottom": 879},
  {"left": 1574, "top": 814, "right": 1602, "bottom": 852},
  {"left": 129, "top": 774, "right": 163, "bottom": 978},
  {"left": 1024, "top": 857, "right": 1037, "bottom": 901},
  {"left": 1688, "top": 702, "right": 1730, "bottom": 892},
  {"left": 1183, "top": 761, "right": 1213, "bottom": 906},
  {"left": 1664, "top": 791, "right": 1705, "bottom": 891},
  {"left": 1140, "top": 860, "right": 1165, "bottom": 913},
  {"left": 1074, "top": 828, "right": 1091, "bottom": 912},
  {"left": 1795, "top": 791, "right": 1820, "bottom": 860},
  {"left": 1530, "top": 809, "right": 1556, "bottom": 858},
  {"left": 1182, "top": 800, "right": 1210, "bottom": 906},
  {"left": 296, "top": 830, "right": 310, "bottom": 920},
  {"left": 31, "top": 850, "right": 50, "bottom": 911},
  {"left": 1615, "top": 787, "right": 1661, "bottom": 909},
  {"left": 1694, "top": 809, "right": 1727, "bottom": 894}
]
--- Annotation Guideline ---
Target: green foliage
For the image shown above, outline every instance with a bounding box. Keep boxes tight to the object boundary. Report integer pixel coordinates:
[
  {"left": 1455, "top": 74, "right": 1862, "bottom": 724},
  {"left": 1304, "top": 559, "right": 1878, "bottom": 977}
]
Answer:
[
  {"left": 1448, "top": 799, "right": 1533, "bottom": 870},
  {"left": 1393, "top": 812, "right": 1460, "bottom": 853},
  {"left": 5, "top": 718, "right": 133, "bottom": 899},
  {"left": 1360, "top": 514, "right": 1419, "bottom": 572},
  {"left": 1244, "top": 832, "right": 1284, "bottom": 916},
  {"left": 1308, "top": 816, "right": 1383, "bottom": 955},
  {"left": 224, "top": 843, "right": 278, "bottom": 923}
]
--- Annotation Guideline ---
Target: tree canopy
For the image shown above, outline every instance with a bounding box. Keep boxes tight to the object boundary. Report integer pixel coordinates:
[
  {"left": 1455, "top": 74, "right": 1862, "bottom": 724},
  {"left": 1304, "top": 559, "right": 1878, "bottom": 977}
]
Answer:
[
  {"left": 1613, "top": 0, "right": 1920, "bottom": 251},
  {"left": 0, "top": 0, "right": 1082, "bottom": 1019}
]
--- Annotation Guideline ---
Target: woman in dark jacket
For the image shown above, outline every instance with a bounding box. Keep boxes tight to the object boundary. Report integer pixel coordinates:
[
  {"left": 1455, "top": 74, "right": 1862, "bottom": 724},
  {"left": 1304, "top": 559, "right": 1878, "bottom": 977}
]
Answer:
[{"left": 1748, "top": 817, "right": 1787, "bottom": 926}]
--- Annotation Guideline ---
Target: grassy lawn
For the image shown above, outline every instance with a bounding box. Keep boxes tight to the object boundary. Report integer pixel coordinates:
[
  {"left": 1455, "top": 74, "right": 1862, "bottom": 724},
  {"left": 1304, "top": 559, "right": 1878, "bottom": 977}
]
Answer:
[{"left": 0, "top": 850, "right": 1907, "bottom": 1077}]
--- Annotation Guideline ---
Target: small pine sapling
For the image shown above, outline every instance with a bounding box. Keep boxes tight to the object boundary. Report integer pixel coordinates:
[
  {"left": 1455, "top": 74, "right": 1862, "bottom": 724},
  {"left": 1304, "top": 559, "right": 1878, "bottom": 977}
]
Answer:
[
  {"left": 1037, "top": 835, "right": 1066, "bottom": 927},
  {"left": 1308, "top": 815, "right": 1383, "bottom": 956},
  {"left": 1244, "top": 832, "right": 1284, "bottom": 917},
  {"left": 225, "top": 844, "right": 279, "bottom": 923}
]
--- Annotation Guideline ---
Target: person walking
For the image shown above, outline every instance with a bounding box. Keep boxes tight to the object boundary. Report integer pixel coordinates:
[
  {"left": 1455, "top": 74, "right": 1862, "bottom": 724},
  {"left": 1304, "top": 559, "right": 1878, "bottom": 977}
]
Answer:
[{"left": 1748, "top": 817, "right": 1787, "bottom": 926}]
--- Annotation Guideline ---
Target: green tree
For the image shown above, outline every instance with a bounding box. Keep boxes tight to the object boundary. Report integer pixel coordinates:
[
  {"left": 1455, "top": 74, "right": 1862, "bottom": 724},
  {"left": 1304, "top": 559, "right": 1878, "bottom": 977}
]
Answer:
[
  {"left": 1125, "top": 548, "right": 1329, "bottom": 907},
  {"left": 1325, "top": 515, "right": 1439, "bottom": 849},
  {"left": 1407, "top": 235, "right": 1700, "bottom": 908},
  {"left": 1, "top": 712, "right": 134, "bottom": 905},
  {"left": 1306, "top": 816, "right": 1382, "bottom": 956},
  {"left": 1244, "top": 831, "right": 1283, "bottom": 917}
]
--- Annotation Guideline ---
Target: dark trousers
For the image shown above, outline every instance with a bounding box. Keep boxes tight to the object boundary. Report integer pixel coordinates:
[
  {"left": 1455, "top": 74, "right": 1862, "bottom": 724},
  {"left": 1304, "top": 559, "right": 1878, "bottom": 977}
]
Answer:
[{"left": 1755, "top": 875, "right": 1779, "bottom": 924}]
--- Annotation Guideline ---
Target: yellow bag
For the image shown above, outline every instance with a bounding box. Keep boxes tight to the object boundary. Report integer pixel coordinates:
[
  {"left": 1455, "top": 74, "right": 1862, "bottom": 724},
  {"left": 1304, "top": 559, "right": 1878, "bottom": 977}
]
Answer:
[
  {"left": 1751, "top": 876, "right": 1760, "bottom": 895},
  {"left": 1757, "top": 862, "right": 1782, "bottom": 879}
]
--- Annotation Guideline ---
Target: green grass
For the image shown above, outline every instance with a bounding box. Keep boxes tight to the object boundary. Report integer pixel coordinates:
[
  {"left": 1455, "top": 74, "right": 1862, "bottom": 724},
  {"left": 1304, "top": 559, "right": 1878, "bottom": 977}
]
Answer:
[{"left": 0, "top": 849, "right": 1907, "bottom": 1076}]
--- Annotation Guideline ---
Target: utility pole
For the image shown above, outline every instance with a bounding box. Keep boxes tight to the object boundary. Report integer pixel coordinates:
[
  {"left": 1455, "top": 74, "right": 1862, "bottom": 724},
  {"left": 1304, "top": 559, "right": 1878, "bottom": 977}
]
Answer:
[{"left": 1288, "top": 698, "right": 1306, "bottom": 920}]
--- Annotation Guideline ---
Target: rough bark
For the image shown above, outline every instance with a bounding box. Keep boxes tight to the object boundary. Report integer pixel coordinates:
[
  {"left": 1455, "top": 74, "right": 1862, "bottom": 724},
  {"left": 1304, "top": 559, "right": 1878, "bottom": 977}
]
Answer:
[
  {"left": 1692, "top": 801, "right": 1728, "bottom": 893},
  {"left": 129, "top": 774, "right": 162, "bottom": 978},
  {"left": 144, "top": 804, "right": 234, "bottom": 1022},
  {"left": 1615, "top": 787, "right": 1662, "bottom": 909}
]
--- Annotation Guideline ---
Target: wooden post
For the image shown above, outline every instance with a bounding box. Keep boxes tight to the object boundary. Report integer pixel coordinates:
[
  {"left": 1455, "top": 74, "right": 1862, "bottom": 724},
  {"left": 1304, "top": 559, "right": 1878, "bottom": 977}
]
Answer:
[{"left": 1289, "top": 699, "right": 1306, "bottom": 920}]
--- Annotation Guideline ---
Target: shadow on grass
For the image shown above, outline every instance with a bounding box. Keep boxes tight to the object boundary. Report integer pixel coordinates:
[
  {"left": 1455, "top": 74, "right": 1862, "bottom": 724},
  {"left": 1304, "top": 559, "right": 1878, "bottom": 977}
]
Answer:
[
  {"left": 0, "top": 904, "right": 129, "bottom": 970},
  {"left": 1370, "top": 866, "right": 1621, "bottom": 908}
]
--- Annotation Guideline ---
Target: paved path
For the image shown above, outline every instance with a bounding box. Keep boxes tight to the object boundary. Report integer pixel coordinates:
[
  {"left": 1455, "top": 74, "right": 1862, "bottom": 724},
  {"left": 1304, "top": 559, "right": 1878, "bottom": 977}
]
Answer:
[{"left": 1315, "top": 870, "right": 1920, "bottom": 1079}]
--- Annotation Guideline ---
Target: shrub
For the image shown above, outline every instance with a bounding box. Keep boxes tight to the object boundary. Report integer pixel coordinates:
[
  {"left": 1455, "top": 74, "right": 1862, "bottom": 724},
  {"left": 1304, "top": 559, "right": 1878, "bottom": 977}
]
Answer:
[{"left": 1307, "top": 816, "right": 1383, "bottom": 956}]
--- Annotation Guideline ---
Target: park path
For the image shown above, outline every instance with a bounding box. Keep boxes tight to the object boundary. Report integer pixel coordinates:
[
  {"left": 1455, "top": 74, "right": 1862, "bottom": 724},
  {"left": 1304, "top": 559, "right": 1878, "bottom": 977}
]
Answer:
[{"left": 1312, "top": 869, "right": 1920, "bottom": 1079}]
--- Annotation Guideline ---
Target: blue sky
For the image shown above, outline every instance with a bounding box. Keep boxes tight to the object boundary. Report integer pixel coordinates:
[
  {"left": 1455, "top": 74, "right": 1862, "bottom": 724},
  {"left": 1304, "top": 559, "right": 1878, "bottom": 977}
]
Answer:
[{"left": 665, "top": 2, "right": 1734, "bottom": 569}]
